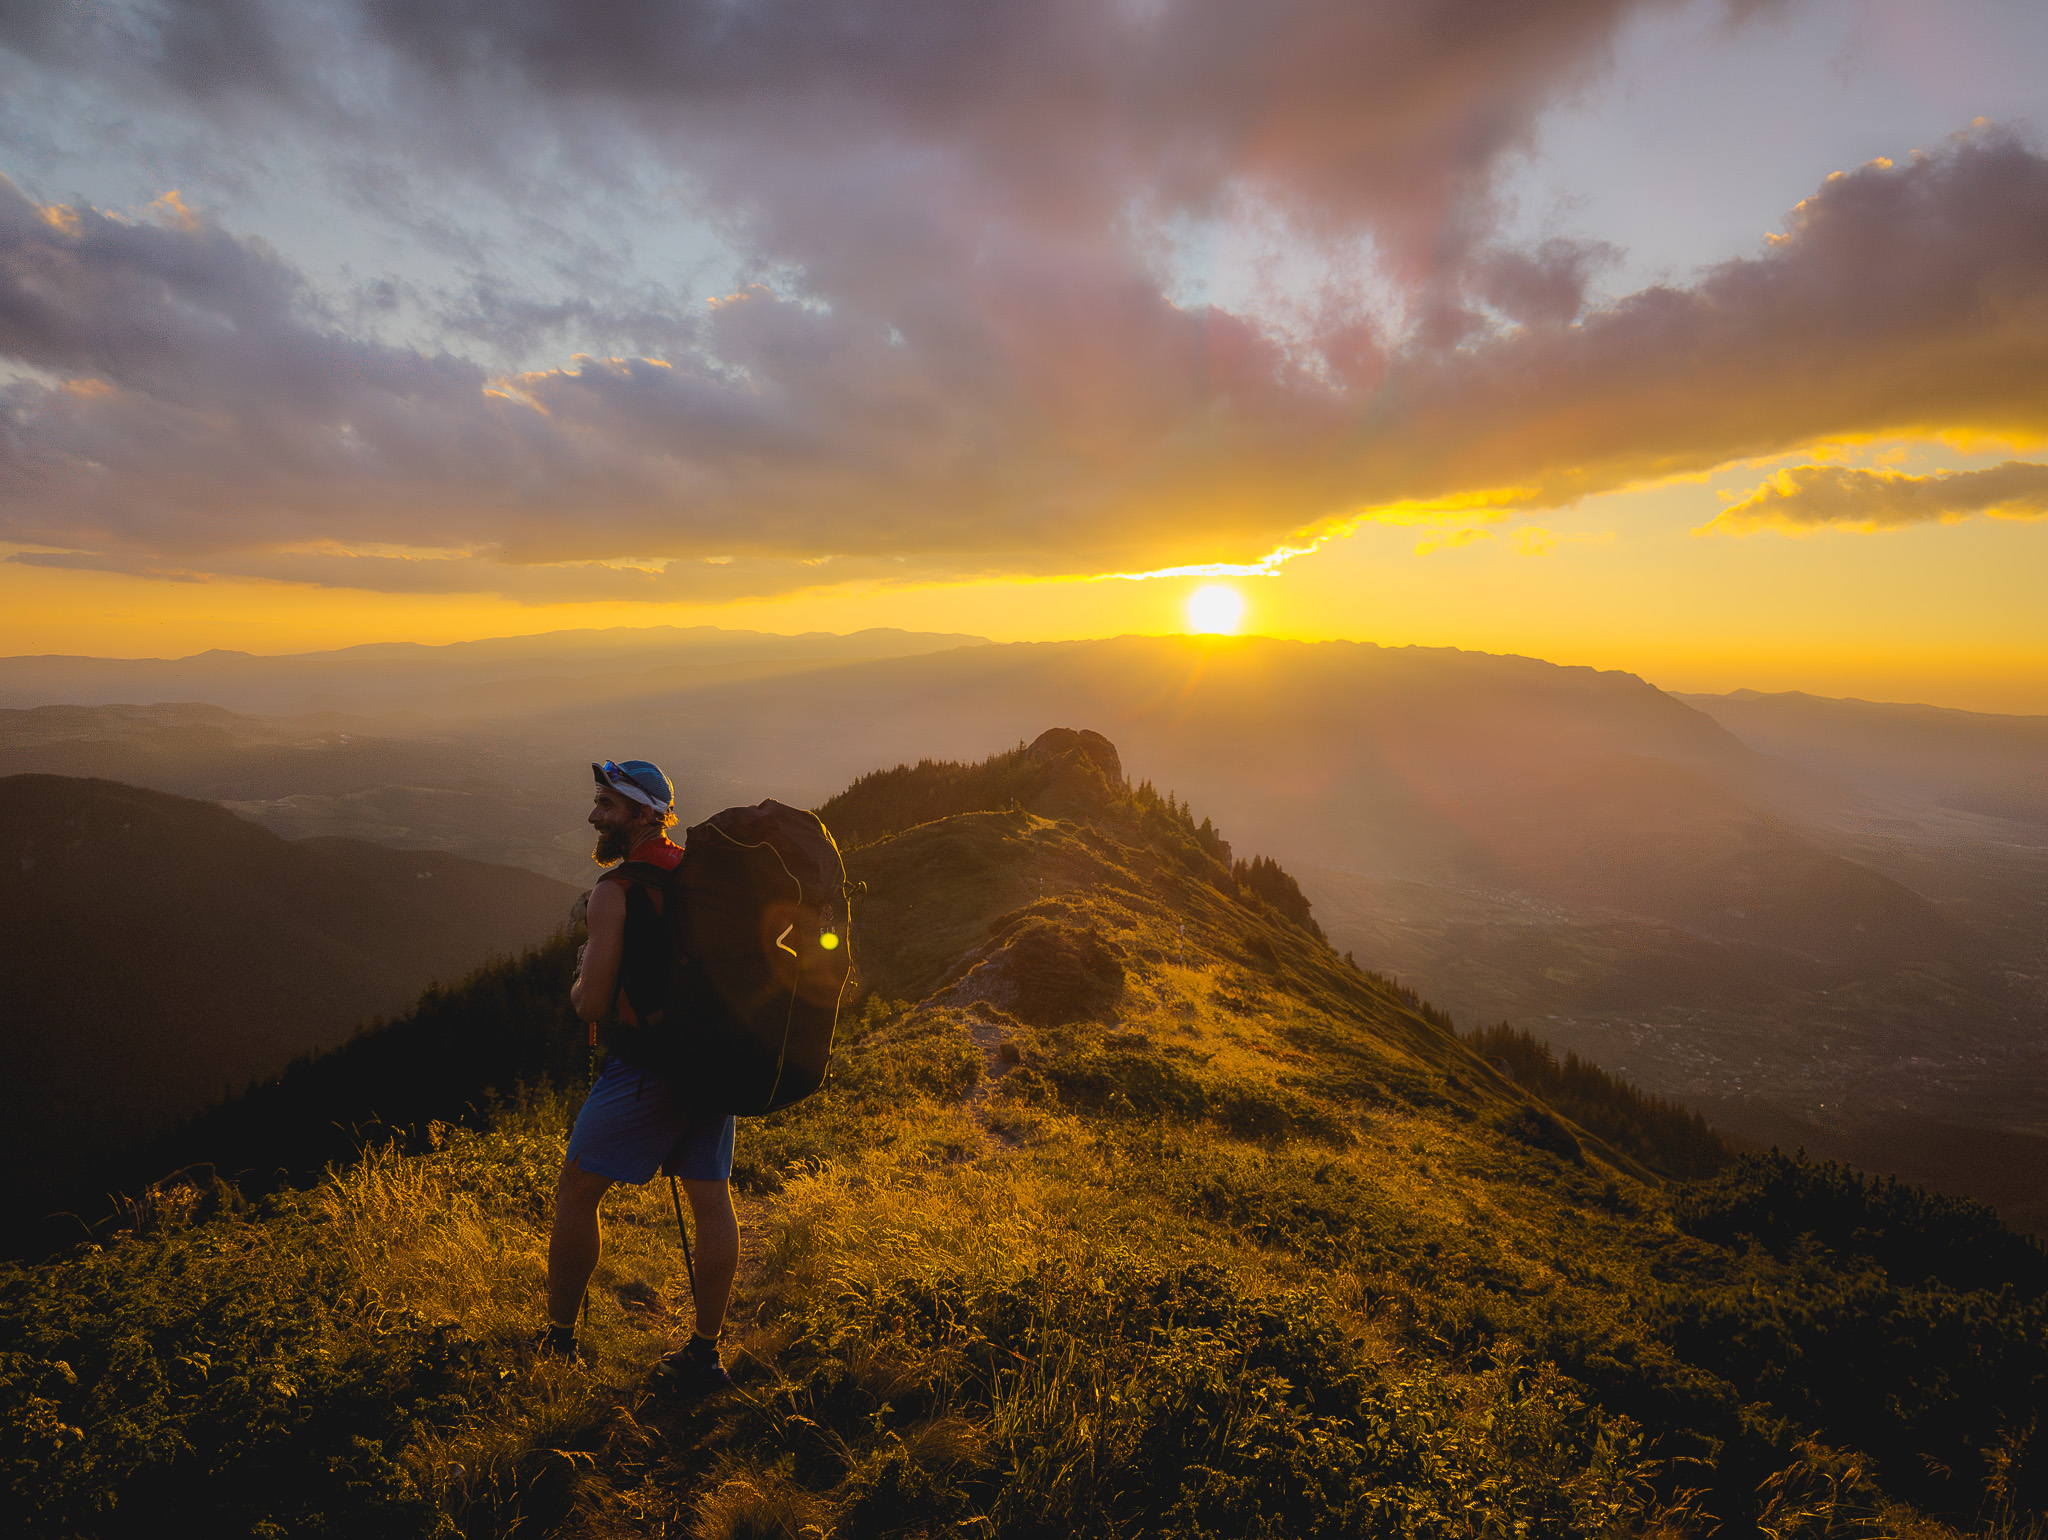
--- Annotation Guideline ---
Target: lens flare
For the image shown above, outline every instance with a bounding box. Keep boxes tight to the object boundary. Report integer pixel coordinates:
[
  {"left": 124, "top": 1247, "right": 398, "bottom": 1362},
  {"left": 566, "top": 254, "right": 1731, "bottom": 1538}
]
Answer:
[{"left": 1185, "top": 584, "right": 1246, "bottom": 634}]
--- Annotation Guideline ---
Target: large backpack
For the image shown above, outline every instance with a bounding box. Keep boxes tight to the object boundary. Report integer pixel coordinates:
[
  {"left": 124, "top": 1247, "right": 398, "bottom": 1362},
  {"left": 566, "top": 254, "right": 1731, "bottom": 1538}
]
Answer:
[{"left": 609, "top": 800, "right": 853, "bottom": 1116}]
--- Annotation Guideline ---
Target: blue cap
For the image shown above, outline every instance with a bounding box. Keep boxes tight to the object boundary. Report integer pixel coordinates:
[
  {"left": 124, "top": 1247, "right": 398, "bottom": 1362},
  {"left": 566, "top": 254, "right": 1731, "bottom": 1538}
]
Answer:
[{"left": 592, "top": 758, "right": 672, "bottom": 812}]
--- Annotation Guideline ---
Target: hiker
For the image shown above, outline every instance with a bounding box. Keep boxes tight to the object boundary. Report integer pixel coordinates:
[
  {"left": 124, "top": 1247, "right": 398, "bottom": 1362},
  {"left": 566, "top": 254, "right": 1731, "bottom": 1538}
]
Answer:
[{"left": 539, "top": 757, "right": 736, "bottom": 1392}]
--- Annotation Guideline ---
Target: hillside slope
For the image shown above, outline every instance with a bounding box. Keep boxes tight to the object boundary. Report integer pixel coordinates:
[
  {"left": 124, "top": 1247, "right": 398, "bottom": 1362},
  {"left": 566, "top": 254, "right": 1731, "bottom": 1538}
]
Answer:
[
  {"left": 0, "top": 775, "right": 580, "bottom": 1230},
  {"left": 4, "top": 734, "right": 2043, "bottom": 1539},
  {"left": 515, "top": 636, "right": 2035, "bottom": 1194}
]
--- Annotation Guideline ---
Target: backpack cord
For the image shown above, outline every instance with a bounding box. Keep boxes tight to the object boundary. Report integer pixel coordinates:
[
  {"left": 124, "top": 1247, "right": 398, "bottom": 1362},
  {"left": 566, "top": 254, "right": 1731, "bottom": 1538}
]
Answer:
[{"left": 667, "top": 1173, "right": 698, "bottom": 1301}]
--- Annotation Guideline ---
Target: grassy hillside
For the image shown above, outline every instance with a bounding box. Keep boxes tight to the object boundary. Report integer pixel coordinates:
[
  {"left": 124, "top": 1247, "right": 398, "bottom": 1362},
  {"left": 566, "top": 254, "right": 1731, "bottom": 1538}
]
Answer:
[{"left": 4, "top": 738, "right": 2044, "bottom": 1538}]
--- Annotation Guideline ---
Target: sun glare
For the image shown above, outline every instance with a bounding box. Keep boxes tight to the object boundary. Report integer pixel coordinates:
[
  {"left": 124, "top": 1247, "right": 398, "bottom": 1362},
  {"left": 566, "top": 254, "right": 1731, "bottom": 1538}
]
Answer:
[{"left": 1185, "top": 583, "right": 1246, "bottom": 634}]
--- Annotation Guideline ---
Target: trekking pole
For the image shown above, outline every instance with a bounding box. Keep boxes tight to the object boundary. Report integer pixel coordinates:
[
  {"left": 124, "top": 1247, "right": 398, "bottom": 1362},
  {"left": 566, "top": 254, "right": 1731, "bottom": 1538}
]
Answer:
[{"left": 667, "top": 1173, "right": 698, "bottom": 1301}]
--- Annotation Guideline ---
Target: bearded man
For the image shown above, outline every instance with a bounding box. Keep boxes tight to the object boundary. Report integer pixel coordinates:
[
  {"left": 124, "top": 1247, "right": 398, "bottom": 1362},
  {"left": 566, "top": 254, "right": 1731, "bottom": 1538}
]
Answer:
[{"left": 539, "top": 758, "right": 736, "bottom": 1394}]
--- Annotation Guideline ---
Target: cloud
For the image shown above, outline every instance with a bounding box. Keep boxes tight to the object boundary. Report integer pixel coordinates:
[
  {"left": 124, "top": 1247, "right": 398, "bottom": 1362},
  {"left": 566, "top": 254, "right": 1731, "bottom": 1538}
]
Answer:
[
  {"left": 1470, "top": 239, "right": 1622, "bottom": 327},
  {"left": 1698, "top": 461, "right": 2048, "bottom": 535},
  {"left": 1344, "top": 133, "right": 2048, "bottom": 516},
  {"left": 26, "top": 1, "right": 1686, "bottom": 268},
  {"left": 12, "top": 6, "right": 2048, "bottom": 607}
]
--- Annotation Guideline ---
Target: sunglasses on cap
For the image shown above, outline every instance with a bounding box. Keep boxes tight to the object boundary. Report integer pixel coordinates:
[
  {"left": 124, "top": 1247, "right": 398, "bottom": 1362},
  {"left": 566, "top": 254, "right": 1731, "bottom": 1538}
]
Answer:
[{"left": 592, "top": 758, "right": 672, "bottom": 811}]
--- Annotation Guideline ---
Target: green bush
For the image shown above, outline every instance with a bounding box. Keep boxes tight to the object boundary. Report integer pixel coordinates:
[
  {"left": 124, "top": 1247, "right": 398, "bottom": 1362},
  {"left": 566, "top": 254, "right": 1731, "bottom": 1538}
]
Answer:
[
  {"left": 1016, "top": 1031, "right": 1351, "bottom": 1147},
  {"left": 1661, "top": 1152, "right": 2048, "bottom": 1516},
  {"left": 1495, "top": 1104, "right": 1585, "bottom": 1166}
]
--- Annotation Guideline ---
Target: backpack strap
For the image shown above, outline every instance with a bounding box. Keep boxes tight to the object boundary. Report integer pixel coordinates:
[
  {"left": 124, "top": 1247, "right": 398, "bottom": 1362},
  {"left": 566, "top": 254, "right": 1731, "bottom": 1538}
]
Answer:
[
  {"left": 602, "top": 859, "right": 687, "bottom": 1032},
  {"left": 606, "top": 859, "right": 680, "bottom": 890}
]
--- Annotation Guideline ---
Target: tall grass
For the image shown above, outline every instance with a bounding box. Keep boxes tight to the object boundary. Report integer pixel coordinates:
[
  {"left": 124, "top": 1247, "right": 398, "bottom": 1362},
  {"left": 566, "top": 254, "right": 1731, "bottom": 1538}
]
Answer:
[{"left": 310, "top": 1088, "right": 705, "bottom": 1535}]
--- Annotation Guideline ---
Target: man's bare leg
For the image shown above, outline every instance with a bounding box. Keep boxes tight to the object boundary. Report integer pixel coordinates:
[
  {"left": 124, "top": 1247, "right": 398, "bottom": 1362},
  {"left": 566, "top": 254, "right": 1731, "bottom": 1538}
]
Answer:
[
  {"left": 548, "top": 1160, "right": 614, "bottom": 1328},
  {"left": 680, "top": 1177, "right": 739, "bottom": 1340}
]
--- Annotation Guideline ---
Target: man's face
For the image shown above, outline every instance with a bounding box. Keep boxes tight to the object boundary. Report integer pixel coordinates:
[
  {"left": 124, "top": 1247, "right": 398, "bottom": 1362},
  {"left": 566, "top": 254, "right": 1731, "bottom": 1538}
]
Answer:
[{"left": 589, "top": 787, "right": 657, "bottom": 863}]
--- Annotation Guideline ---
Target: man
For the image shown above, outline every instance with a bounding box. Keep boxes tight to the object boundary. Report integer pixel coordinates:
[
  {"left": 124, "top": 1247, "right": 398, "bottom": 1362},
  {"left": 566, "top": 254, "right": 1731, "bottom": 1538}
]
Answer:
[{"left": 540, "top": 757, "right": 736, "bottom": 1393}]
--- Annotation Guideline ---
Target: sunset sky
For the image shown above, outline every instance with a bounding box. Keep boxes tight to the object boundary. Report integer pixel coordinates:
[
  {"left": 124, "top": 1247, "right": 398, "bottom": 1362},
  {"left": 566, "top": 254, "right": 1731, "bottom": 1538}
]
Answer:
[{"left": 3, "top": 1, "right": 2046, "bottom": 710}]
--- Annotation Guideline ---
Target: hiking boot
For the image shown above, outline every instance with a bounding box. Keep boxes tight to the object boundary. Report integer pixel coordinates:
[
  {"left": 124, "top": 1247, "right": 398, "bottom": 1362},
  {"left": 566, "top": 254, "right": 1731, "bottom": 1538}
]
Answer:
[
  {"left": 535, "top": 1323, "right": 582, "bottom": 1364},
  {"left": 655, "top": 1333, "right": 733, "bottom": 1397}
]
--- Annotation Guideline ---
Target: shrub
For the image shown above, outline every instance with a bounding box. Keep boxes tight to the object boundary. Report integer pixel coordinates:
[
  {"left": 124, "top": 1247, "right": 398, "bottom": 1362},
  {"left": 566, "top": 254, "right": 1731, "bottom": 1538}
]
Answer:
[
  {"left": 1495, "top": 1104, "right": 1585, "bottom": 1166},
  {"left": 965, "top": 916, "right": 1126, "bottom": 1025}
]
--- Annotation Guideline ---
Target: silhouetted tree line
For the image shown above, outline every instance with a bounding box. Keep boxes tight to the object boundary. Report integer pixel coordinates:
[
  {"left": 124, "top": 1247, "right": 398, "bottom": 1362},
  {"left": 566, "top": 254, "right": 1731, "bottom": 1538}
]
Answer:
[
  {"left": 1231, "top": 854, "right": 1326, "bottom": 941},
  {"left": 1465, "top": 1021, "right": 1727, "bottom": 1179},
  {"left": 817, "top": 742, "right": 1054, "bottom": 848},
  {"left": 1130, "top": 781, "right": 1232, "bottom": 864},
  {"left": 1358, "top": 973, "right": 1459, "bottom": 1034}
]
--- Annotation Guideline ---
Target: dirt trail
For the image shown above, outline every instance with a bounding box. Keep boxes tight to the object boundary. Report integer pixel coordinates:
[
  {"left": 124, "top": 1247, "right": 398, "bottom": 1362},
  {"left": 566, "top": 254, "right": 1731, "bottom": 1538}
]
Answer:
[{"left": 959, "top": 1005, "right": 1020, "bottom": 1132}]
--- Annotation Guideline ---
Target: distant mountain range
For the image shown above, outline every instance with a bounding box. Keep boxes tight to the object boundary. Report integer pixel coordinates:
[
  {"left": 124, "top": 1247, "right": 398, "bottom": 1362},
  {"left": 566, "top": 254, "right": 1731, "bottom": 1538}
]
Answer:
[
  {"left": 1680, "top": 687, "right": 2048, "bottom": 826},
  {"left": 0, "top": 623, "right": 990, "bottom": 716},
  {"left": 0, "top": 774, "right": 580, "bottom": 1234}
]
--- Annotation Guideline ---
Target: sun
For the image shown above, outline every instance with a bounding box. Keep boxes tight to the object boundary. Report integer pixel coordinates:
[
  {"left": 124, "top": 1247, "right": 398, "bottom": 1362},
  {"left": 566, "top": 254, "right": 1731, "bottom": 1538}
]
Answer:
[{"left": 1184, "top": 583, "right": 1246, "bottom": 634}]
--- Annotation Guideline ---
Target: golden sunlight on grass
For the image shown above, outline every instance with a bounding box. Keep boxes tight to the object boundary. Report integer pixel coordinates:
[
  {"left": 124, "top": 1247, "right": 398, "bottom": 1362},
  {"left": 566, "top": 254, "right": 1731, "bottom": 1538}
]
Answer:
[{"left": 1183, "top": 583, "right": 1245, "bottom": 633}]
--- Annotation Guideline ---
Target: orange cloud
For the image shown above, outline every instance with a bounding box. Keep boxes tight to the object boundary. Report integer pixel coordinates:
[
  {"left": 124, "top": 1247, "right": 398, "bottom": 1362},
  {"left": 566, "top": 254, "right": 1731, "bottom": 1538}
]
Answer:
[{"left": 1698, "top": 461, "right": 2048, "bottom": 536}]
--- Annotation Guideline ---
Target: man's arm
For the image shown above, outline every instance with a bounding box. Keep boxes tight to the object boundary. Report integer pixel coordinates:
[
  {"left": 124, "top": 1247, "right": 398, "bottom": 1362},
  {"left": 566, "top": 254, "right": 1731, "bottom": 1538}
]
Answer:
[{"left": 571, "top": 878, "right": 627, "bottom": 1023}]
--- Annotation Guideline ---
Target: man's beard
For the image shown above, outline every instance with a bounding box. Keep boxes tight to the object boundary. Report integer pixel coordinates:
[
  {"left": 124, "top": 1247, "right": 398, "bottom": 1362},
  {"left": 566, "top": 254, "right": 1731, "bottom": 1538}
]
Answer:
[{"left": 592, "top": 824, "right": 637, "bottom": 864}]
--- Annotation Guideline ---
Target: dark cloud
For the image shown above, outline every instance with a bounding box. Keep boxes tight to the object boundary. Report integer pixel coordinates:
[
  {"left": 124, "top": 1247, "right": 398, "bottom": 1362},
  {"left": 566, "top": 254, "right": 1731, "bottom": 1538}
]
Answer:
[
  {"left": 0, "top": 1, "right": 309, "bottom": 112},
  {"left": 1471, "top": 238, "right": 1621, "bottom": 327},
  {"left": 9, "top": 1, "right": 1723, "bottom": 281},
  {"left": 1701, "top": 461, "right": 2048, "bottom": 534},
  {"left": 349, "top": 0, "right": 1668, "bottom": 273}
]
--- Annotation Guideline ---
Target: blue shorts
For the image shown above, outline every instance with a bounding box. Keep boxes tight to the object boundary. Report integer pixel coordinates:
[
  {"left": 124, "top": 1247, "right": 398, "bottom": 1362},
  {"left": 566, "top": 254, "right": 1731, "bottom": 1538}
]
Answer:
[{"left": 566, "top": 1057, "right": 736, "bottom": 1185}]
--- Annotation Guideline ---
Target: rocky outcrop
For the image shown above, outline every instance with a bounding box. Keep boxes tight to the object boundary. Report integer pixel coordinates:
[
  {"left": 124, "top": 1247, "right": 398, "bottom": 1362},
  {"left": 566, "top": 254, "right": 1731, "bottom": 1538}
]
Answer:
[
  {"left": 1022, "top": 727, "right": 1124, "bottom": 820},
  {"left": 944, "top": 913, "right": 1128, "bottom": 1025}
]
